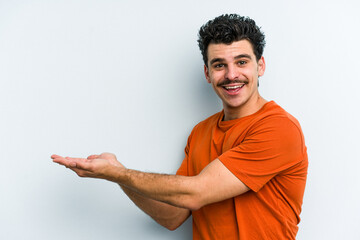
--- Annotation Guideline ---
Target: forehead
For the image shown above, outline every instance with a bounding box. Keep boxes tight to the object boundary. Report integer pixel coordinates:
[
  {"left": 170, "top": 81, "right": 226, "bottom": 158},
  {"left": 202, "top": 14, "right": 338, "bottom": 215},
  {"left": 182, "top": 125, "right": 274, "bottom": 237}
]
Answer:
[{"left": 207, "top": 40, "right": 255, "bottom": 62}]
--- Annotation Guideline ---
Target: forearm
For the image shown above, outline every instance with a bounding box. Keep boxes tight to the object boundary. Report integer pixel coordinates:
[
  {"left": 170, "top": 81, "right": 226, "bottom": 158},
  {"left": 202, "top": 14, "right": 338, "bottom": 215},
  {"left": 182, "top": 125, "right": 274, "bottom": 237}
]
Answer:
[
  {"left": 108, "top": 167, "right": 201, "bottom": 210},
  {"left": 52, "top": 154, "right": 248, "bottom": 213},
  {"left": 120, "top": 184, "right": 190, "bottom": 230}
]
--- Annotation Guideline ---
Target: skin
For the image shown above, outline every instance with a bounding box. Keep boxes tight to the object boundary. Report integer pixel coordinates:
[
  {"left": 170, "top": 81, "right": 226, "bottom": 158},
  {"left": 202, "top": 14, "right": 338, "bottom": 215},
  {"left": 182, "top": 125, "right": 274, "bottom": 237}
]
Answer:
[
  {"left": 205, "top": 39, "right": 267, "bottom": 120},
  {"left": 52, "top": 39, "right": 266, "bottom": 230}
]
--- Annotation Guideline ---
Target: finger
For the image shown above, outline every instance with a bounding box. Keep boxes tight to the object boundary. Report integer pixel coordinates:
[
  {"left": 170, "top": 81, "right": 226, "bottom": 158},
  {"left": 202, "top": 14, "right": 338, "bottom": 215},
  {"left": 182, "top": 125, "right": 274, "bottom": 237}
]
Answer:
[
  {"left": 65, "top": 157, "right": 89, "bottom": 165},
  {"left": 51, "top": 154, "right": 63, "bottom": 159},
  {"left": 87, "top": 154, "right": 100, "bottom": 160},
  {"left": 52, "top": 156, "right": 68, "bottom": 165},
  {"left": 101, "top": 152, "right": 115, "bottom": 158},
  {"left": 65, "top": 157, "right": 87, "bottom": 161},
  {"left": 65, "top": 157, "right": 92, "bottom": 168},
  {"left": 53, "top": 156, "right": 82, "bottom": 168},
  {"left": 66, "top": 158, "right": 91, "bottom": 171}
]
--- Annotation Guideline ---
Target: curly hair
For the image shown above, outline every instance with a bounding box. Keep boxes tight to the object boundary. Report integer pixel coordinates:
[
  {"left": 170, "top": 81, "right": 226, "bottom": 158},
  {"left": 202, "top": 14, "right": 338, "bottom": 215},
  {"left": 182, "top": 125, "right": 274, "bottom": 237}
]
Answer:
[{"left": 198, "top": 14, "right": 266, "bottom": 66}]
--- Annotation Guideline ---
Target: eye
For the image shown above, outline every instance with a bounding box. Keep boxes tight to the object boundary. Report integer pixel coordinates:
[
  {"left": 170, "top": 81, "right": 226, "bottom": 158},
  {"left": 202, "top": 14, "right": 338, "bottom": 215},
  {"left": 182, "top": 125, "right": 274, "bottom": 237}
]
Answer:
[
  {"left": 214, "top": 63, "right": 225, "bottom": 68},
  {"left": 237, "top": 60, "right": 247, "bottom": 65}
]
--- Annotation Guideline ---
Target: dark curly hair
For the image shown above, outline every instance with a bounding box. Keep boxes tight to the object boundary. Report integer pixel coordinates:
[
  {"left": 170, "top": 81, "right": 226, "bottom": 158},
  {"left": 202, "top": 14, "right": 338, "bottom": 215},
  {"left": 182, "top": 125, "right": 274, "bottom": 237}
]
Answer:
[{"left": 198, "top": 14, "right": 266, "bottom": 66}]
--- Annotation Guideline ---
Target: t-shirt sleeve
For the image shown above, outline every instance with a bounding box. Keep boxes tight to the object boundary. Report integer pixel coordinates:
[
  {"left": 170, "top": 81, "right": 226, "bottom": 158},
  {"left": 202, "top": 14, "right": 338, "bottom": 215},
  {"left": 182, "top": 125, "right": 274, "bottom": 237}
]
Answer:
[
  {"left": 176, "top": 149, "right": 189, "bottom": 176},
  {"left": 176, "top": 129, "right": 194, "bottom": 176},
  {"left": 218, "top": 116, "right": 306, "bottom": 192}
]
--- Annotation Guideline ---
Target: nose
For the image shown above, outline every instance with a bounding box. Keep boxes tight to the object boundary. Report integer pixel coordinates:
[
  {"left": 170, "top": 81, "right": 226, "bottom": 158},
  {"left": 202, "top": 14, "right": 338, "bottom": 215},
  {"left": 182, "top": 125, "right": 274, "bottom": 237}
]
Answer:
[{"left": 225, "top": 64, "right": 240, "bottom": 80}]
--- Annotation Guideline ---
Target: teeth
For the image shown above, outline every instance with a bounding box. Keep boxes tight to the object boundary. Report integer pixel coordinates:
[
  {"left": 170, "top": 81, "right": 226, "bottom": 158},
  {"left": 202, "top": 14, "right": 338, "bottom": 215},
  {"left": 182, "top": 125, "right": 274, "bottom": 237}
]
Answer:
[{"left": 224, "top": 84, "right": 244, "bottom": 90}]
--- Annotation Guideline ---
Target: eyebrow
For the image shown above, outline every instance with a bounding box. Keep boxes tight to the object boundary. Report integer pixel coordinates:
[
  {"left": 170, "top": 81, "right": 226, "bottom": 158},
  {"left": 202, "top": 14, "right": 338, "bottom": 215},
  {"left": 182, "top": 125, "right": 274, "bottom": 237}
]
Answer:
[
  {"left": 209, "top": 54, "right": 252, "bottom": 65},
  {"left": 235, "top": 54, "right": 252, "bottom": 60}
]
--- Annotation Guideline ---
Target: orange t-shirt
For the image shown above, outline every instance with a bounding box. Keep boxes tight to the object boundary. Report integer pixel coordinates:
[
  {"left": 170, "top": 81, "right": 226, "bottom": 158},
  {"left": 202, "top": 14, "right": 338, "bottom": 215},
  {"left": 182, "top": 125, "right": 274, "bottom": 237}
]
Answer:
[{"left": 177, "top": 101, "right": 308, "bottom": 240}]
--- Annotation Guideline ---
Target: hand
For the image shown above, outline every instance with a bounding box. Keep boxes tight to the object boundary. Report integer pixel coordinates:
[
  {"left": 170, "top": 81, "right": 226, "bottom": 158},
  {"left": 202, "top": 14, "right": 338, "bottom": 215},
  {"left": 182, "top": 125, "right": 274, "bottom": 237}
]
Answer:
[{"left": 51, "top": 152, "right": 124, "bottom": 180}]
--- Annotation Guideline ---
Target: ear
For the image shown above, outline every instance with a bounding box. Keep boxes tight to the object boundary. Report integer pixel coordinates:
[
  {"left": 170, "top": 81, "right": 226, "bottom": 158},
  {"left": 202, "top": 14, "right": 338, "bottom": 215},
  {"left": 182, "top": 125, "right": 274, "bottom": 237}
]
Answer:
[
  {"left": 257, "top": 56, "right": 266, "bottom": 77},
  {"left": 204, "top": 65, "right": 211, "bottom": 83}
]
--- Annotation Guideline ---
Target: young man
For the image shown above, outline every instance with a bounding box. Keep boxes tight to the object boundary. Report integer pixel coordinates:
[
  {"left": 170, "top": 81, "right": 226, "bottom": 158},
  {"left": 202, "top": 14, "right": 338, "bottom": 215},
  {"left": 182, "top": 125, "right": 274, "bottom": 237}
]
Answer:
[{"left": 52, "top": 14, "right": 308, "bottom": 239}]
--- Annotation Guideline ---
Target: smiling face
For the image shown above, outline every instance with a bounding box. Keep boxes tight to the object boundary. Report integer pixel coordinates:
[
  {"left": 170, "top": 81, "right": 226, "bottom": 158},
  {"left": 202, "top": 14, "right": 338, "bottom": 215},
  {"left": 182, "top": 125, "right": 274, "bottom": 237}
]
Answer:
[{"left": 204, "top": 39, "right": 266, "bottom": 120}]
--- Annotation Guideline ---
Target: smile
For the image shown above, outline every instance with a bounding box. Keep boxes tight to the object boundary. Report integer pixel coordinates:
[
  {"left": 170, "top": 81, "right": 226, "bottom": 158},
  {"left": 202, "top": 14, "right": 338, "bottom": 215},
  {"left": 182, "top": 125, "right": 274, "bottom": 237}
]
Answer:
[
  {"left": 223, "top": 84, "right": 245, "bottom": 90},
  {"left": 221, "top": 83, "right": 246, "bottom": 95}
]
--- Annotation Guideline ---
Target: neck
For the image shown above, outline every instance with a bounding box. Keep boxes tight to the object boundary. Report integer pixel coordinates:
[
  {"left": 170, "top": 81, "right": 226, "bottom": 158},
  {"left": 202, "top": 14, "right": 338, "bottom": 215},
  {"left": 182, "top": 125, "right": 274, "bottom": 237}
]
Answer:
[{"left": 223, "top": 96, "right": 267, "bottom": 121}]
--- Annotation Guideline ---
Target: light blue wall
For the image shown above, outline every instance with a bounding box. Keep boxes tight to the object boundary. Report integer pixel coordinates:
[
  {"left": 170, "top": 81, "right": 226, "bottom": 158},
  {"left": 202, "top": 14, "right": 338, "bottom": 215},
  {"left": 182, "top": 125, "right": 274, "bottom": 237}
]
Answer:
[{"left": 0, "top": 0, "right": 359, "bottom": 239}]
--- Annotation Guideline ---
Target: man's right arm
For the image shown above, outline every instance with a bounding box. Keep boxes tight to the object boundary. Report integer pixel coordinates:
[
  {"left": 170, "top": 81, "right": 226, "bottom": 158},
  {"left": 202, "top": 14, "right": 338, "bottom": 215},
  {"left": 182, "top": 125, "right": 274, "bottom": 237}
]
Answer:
[
  {"left": 120, "top": 185, "right": 191, "bottom": 231},
  {"left": 52, "top": 153, "right": 190, "bottom": 230}
]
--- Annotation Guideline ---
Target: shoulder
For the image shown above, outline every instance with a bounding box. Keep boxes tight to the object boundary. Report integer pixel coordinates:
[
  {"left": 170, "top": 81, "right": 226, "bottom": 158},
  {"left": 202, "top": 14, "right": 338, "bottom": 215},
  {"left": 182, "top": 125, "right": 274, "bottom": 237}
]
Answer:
[
  {"left": 248, "top": 101, "right": 306, "bottom": 150},
  {"left": 251, "top": 101, "right": 303, "bottom": 133}
]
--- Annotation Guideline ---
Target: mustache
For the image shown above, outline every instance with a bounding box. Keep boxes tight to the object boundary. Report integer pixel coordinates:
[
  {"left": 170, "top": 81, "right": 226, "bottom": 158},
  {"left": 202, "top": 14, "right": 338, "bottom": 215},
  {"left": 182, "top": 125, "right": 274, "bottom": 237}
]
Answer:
[{"left": 217, "top": 79, "right": 248, "bottom": 87}]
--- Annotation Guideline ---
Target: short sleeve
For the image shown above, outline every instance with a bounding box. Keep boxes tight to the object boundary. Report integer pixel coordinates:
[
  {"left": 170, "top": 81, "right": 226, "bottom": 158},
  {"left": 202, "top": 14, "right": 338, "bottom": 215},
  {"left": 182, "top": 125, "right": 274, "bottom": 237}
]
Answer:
[
  {"left": 176, "top": 150, "right": 189, "bottom": 176},
  {"left": 176, "top": 129, "right": 194, "bottom": 176},
  {"left": 218, "top": 117, "right": 305, "bottom": 192}
]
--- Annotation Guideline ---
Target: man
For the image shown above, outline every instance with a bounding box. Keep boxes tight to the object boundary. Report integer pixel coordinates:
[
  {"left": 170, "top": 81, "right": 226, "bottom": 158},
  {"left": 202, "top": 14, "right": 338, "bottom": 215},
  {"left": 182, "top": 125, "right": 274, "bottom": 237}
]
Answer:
[{"left": 52, "top": 14, "right": 308, "bottom": 239}]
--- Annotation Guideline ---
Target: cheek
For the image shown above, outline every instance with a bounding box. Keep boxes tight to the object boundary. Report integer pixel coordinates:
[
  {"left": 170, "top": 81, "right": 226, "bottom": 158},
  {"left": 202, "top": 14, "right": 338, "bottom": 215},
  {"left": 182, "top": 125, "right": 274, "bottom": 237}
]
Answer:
[
  {"left": 244, "top": 68, "right": 258, "bottom": 81},
  {"left": 209, "top": 71, "right": 224, "bottom": 82}
]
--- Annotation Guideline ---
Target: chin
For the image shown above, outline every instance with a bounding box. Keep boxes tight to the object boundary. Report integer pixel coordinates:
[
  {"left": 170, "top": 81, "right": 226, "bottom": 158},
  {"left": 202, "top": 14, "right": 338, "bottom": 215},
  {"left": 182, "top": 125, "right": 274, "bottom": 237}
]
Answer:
[
  {"left": 225, "top": 99, "right": 247, "bottom": 108},
  {"left": 224, "top": 103, "right": 245, "bottom": 110}
]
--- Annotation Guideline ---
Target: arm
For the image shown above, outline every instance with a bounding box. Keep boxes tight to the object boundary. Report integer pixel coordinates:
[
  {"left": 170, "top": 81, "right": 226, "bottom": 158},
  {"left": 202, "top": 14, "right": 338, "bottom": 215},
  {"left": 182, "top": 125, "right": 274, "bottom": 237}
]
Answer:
[
  {"left": 109, "top": 160, "right": 249, "bottom": 210},
  {"left": 52, "top": 153, "right": 189, "bottom": 230},
  {"left": 120, "top": 185, "right": 190, "bottom": 230},
  {"left": 52, "top": 153, "right": 249, "bottom": 211}
]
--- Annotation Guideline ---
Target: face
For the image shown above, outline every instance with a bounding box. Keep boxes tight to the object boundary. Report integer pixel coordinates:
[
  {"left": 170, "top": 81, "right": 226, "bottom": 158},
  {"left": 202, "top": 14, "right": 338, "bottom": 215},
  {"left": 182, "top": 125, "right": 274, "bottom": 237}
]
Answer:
[{"left": 204, "top": 40, "right": 265, "bottom": 116}]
